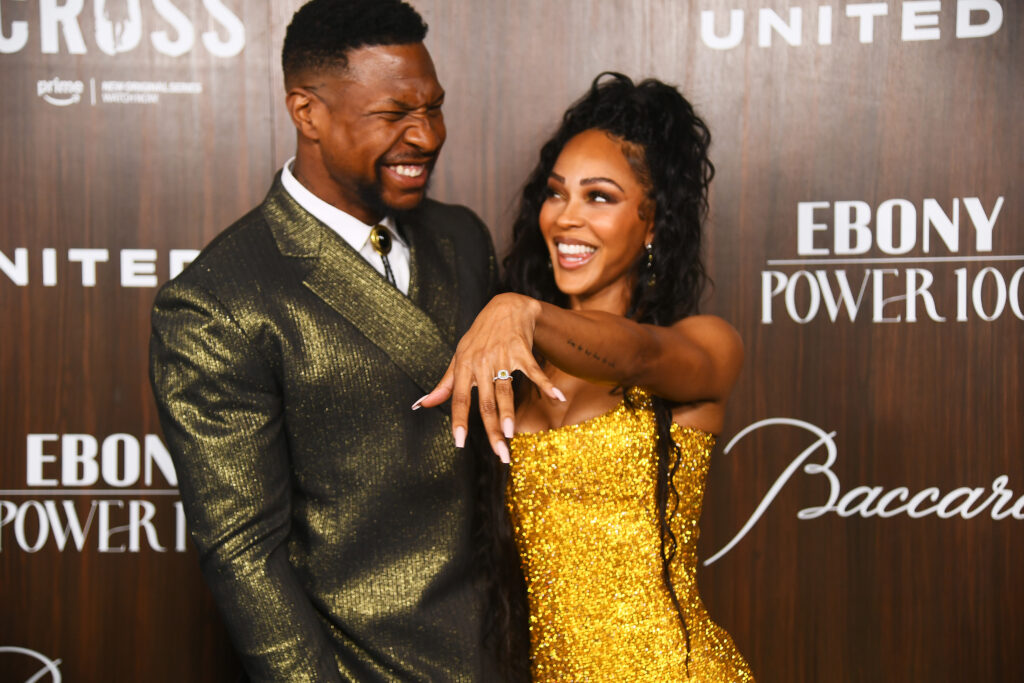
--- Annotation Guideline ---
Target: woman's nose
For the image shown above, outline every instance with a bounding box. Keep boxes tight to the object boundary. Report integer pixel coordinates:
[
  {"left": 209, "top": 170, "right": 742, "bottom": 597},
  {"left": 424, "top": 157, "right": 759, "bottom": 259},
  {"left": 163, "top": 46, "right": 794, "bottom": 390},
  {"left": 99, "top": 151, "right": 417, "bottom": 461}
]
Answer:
[{"left": 555, "top": 197, "right": 584, "bottom": 228}]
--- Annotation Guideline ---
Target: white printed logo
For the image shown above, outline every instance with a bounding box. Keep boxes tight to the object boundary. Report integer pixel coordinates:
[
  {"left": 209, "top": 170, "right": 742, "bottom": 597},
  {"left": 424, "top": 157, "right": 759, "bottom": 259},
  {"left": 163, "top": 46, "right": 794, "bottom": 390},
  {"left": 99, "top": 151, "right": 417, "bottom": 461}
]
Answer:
[
  {"left": 33, "top": 78, "right": 204, "bottom": 107},
  {"left": 700, "top": 1, "right": 1003, "bottom": 50},
  {"left": 0, "top": 646, "right": 62, "bottom": 682},
  {"left": 36, "top": 78, "right": 84, "bottom": 107},
  {"left": 0, "top": 433, "right": 187, "bottom": 554},
  {"left": 704, "top": 418, "right": 1023, "bottom": 565},
  {"left": 0, "top": 0, "right": 245, "bottom": 58},
  {"left": 760, "top": 195, "right": 1022, "bottom": 324}
]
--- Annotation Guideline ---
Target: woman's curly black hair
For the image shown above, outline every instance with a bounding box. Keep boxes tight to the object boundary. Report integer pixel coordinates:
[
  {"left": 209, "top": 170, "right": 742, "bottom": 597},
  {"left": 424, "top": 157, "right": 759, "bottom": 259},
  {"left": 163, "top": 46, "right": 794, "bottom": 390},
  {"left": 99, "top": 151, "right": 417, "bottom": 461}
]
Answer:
[
  {"left": 490, "top": 72, "right": 715, "bottom": 678},
  {"left": 504, "top": 71, "right": 714, "bottom": 321}
]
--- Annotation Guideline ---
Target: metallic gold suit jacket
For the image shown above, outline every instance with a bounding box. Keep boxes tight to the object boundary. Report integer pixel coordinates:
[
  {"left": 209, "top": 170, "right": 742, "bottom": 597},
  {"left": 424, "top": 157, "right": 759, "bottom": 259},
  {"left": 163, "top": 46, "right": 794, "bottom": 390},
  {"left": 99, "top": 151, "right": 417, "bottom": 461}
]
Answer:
[{"left": 149, "top": 177, "right": 498, "bottom": 682}]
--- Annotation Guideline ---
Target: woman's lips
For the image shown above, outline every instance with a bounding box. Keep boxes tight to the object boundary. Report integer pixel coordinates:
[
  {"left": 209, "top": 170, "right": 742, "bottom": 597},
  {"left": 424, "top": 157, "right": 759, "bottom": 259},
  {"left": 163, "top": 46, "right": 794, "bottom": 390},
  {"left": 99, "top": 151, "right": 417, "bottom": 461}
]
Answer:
[{"left": 555, "top": 241, "right": 597, "bottom": 269}]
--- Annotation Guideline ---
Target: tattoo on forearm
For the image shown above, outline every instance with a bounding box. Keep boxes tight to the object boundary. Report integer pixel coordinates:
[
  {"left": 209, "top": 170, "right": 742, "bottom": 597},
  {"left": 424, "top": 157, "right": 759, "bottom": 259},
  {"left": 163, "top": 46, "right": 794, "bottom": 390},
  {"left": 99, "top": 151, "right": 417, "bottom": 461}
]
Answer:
[{"left": 566, "top": 338, "right": 616, "bottom": 368}]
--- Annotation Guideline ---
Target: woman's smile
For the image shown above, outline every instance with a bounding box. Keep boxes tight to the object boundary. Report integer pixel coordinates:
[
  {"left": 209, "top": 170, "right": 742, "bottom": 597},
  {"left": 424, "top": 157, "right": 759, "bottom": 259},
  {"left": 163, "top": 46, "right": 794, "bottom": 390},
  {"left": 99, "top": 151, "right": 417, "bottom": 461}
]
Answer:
[
  {"left": 554, "top": 237, "right": 598, "bottom": 269},
  {"left": 540, "top": 128, "right": 654, "bottom": 312}
]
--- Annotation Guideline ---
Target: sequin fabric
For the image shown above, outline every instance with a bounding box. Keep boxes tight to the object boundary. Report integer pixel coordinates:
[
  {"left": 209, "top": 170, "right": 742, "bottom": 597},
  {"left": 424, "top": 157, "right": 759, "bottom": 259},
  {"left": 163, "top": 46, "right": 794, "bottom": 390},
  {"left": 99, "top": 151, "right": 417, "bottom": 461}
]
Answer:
[{"left": 508, "top": 388, "right": 754, "bottom": 682}]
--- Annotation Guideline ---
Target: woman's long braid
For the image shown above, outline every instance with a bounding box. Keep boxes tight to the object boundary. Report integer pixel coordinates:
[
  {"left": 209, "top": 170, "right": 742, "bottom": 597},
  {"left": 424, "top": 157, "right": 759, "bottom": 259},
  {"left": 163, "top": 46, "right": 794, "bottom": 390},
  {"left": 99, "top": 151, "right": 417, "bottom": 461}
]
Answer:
[{"left": 653, "top": 395, "right": 691, "bottom": 676}]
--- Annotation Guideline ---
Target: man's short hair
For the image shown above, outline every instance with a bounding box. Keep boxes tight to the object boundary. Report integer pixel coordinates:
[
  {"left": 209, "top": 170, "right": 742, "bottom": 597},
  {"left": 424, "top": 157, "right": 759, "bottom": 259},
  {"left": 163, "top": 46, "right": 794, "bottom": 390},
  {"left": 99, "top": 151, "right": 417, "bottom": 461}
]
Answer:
[{"left": 282, "top": 0, "right": 428, "bottom": 82}]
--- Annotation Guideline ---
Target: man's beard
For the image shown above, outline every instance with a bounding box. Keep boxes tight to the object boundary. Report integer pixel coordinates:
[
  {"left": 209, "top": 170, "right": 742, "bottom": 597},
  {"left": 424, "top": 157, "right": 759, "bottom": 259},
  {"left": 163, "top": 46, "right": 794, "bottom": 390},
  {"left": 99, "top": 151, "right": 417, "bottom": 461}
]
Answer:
[
  {"left": 356, "top": 179, "right": 391, "bottom": 223},
  {"left": 358, "top": 159, "right": 435, "bottom": 223}
]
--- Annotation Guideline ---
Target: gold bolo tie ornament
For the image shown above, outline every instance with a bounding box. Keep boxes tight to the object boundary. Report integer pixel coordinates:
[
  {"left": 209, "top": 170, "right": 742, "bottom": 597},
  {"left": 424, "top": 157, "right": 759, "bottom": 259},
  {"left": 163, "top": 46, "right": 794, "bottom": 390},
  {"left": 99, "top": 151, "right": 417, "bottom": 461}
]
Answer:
[{"left": 370, "top": 224, "right": 397, "bottom": 286}]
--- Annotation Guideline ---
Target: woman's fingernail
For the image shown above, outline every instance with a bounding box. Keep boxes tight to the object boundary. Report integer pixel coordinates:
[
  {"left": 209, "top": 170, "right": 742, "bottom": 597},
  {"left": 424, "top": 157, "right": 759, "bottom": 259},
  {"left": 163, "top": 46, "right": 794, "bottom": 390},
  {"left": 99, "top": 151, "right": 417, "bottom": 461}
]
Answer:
[
  {"left": 454, "top": 426, "right": 467, "bottom": 448},
  {"left": 552, "top": 387, "right": 567, "bottom": 402},
  {"left": 494, "top": 441, "right": 510, "bottom": 464},
  {"left": 411, "top": 394, "right": 428, "bottom": 410},
  {"left": 502, "top": 418, "right": 514, "bottom": 439}
]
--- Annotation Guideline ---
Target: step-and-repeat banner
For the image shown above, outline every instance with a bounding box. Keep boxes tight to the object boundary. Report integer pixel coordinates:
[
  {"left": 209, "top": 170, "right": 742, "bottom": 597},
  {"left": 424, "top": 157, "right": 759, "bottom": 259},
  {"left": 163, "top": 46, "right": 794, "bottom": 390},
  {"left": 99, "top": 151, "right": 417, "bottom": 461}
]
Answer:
[{"left": 2, "top": 2, "right": 1019, "bottom": 681}]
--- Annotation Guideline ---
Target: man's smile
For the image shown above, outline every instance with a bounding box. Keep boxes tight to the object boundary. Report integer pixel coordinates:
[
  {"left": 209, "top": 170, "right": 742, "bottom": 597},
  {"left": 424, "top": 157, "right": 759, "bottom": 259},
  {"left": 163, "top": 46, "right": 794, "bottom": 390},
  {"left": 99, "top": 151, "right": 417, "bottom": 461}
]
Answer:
[{"left": 390, "top": 164, "right": 425, "bottom": 177}]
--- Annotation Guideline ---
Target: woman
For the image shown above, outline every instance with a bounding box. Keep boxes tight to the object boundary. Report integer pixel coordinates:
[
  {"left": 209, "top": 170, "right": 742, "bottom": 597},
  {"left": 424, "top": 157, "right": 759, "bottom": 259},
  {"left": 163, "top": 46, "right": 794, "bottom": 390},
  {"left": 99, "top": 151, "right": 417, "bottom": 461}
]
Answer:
[{"left": 417, "top": 73, "right": 753, "bottom": 681}]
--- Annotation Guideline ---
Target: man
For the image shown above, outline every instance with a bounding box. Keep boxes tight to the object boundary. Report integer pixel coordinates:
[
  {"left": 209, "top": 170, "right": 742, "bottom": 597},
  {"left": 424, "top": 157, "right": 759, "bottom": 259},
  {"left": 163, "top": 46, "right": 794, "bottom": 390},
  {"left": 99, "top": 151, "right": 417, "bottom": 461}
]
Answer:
[{"left": 149, "top": 1, "right": 499, "bottom": 680}]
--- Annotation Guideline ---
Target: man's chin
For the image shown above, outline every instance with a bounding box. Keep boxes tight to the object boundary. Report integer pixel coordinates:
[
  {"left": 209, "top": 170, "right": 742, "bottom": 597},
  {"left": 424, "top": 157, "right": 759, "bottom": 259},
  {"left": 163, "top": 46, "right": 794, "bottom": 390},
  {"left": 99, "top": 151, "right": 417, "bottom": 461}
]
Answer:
[
  {"left": 355, "top": 184, "right": 391, "bottom": 223},
  {"left": 381, "top": 179, "right": 433, "bottom": 215},
  {"left": 387, "top": 190, "right": 428, "bottom": 214}
]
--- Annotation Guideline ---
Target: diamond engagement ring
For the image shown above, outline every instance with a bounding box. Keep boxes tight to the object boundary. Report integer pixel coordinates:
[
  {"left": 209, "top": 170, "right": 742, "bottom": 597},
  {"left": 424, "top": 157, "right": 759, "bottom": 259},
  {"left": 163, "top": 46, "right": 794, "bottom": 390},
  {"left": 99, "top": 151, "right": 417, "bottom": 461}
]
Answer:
[{"left": 493, "top": 369, "right": 512, "bottom": 381}]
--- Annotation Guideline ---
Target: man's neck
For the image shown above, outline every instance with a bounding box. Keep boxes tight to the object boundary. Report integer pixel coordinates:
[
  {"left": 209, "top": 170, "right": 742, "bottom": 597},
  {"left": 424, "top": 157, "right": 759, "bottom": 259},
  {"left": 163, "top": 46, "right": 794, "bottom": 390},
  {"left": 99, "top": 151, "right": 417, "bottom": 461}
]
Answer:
[{"left": 290, "top": 154, "right": 381, "bottom": 225}]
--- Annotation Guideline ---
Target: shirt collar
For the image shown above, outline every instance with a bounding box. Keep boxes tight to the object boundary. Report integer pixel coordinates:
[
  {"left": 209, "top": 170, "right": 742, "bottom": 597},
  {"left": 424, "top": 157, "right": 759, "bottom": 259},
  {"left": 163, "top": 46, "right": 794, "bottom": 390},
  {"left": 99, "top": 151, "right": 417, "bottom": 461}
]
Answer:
[{"left": 280, "top": 157, "right": 403, "bottom": 251}]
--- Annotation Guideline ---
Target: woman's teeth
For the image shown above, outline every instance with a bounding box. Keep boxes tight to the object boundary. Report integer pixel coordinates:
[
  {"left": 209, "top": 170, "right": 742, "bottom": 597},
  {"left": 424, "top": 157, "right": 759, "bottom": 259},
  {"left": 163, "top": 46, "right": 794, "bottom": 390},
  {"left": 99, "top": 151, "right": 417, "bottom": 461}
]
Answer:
[{"left": 557, "top": 243, "right": 596, "bottom": 255}]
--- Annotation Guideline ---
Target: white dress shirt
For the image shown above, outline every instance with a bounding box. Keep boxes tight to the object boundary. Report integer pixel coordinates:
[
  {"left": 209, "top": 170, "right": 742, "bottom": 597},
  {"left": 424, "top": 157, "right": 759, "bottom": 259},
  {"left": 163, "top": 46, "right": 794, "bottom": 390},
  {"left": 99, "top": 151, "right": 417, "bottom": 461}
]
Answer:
[{"left": 281, "top": 158, "right": 411, "bottom": 295}]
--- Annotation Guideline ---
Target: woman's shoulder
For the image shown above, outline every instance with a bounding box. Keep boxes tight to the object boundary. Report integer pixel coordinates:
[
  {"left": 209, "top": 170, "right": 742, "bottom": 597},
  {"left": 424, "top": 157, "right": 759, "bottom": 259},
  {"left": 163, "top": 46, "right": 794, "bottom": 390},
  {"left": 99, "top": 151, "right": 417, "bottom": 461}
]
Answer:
[{"left": 669, "top": 314, "right": 743, "bottom": 365}]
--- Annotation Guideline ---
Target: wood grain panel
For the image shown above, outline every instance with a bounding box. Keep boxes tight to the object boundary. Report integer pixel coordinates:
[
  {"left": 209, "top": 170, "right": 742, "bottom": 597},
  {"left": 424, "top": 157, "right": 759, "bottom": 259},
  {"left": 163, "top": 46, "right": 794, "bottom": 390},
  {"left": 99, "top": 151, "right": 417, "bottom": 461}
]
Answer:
[{"left": 2, "top": 1, "right": 1019, "bottom": 680}]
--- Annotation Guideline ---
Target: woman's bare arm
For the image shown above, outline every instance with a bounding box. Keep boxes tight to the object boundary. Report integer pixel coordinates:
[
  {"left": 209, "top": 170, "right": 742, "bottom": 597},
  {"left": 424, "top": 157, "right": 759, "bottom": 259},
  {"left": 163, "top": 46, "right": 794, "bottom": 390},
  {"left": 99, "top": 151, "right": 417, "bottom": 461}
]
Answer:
[{"left": 415, "top": 292, "right": 743, "bottom": 460}]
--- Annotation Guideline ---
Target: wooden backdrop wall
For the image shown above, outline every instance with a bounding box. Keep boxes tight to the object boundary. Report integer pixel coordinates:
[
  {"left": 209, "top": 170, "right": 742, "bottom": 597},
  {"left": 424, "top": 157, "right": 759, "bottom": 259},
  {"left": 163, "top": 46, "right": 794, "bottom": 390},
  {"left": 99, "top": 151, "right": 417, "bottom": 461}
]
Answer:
[{"left": 1, "top": 1, "right": 1020, "bottom": 681}]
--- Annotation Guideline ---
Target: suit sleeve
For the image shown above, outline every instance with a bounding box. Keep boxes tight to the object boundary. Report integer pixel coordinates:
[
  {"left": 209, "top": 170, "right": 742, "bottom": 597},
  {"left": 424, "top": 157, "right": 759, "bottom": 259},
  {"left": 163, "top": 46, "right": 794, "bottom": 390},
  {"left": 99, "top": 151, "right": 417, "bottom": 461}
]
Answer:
[{"left": 149, "top": 280, "right": 343, "bottom": 683}]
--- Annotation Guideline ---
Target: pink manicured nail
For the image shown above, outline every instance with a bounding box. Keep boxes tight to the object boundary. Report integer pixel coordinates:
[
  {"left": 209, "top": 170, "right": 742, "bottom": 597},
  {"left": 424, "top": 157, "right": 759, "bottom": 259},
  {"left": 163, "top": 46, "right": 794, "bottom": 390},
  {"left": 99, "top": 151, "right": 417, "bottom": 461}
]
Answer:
[
  {"left": 411, "top": 394, "right": 428, "bottom": 410},
  {"left": 454, "top": 426, "right": 467, "bottom": 448},
  {"left": 502, "top": 418, "right": 514, "bottom": 439},
  {"left": 551, "top": 387, "right": 567, "bottom": 402},
  {"left": 494, "top": 441, "right": 510, "bottom": 464}
]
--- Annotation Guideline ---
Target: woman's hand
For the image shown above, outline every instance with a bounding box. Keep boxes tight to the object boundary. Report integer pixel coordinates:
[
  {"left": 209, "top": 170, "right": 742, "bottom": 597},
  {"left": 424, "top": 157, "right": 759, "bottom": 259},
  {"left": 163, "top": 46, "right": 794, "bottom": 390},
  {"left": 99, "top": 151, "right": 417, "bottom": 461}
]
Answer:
[{"left": 412, "top": 293, "right": 565, "bottom": 463}]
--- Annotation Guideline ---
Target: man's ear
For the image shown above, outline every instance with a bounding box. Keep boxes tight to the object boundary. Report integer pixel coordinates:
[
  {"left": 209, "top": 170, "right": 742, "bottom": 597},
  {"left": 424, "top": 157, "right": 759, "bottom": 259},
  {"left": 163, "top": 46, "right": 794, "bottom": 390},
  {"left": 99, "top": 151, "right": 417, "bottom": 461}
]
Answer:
[{"left": 286, "top": 87, "right": 322, "bottom": 142}]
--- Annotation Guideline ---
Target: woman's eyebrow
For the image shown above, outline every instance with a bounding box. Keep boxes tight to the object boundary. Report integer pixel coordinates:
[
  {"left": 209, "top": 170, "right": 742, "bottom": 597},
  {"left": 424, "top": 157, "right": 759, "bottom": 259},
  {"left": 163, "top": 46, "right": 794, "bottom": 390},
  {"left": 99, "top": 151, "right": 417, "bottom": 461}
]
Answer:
[{"left": 581, "top": 176, "right": 624, "bottom": 191}]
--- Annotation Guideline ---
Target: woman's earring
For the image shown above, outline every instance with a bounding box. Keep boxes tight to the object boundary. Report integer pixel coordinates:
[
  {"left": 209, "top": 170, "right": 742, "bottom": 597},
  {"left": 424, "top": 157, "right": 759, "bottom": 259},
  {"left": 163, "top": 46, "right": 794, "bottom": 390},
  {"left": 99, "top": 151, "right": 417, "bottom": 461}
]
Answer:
[{"left": 645, "top": 243, "right": 656, "bottom": 286}]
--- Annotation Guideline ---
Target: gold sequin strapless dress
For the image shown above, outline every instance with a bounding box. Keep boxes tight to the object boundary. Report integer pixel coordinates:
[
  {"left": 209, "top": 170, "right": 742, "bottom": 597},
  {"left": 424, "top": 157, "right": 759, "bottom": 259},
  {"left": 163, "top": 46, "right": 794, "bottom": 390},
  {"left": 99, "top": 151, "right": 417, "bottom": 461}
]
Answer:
[{"left": 508, "top": 388, "right": 754, "bottom": 682}]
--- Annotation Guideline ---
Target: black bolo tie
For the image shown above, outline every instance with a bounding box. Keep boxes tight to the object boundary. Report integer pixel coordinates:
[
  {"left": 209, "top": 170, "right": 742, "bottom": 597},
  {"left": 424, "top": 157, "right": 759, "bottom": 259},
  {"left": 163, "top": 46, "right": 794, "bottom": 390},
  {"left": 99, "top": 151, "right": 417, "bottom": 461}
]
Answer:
[{"left": 369, "top": 224, "right": 397, "bottom": 286}]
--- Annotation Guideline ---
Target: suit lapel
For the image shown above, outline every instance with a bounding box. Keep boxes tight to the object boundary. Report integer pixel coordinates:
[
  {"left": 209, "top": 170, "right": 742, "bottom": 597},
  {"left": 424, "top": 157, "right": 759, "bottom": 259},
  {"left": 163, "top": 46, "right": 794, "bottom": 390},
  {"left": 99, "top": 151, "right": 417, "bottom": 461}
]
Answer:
[
  {"left": 261, "top": 179, "right": 454, "bottom": 393},
  {"left": 404, "top": 212, "right": 459, "bottom": 345}
]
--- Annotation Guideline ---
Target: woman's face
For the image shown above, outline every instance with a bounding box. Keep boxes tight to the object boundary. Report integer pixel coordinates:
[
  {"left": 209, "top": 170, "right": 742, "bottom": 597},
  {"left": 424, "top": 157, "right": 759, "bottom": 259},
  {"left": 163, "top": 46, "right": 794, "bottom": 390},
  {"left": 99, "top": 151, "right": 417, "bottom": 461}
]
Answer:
[{"left": 539, "top": 128, "right": 654, "bottom": 313}]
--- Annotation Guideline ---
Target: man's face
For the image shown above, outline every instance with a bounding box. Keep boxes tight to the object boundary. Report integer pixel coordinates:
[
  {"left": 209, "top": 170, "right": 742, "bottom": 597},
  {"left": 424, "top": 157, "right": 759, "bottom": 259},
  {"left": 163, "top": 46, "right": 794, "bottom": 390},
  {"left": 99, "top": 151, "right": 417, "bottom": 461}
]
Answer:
[{"left": 305, "top": 43, "right": 446, "bottom": 223}]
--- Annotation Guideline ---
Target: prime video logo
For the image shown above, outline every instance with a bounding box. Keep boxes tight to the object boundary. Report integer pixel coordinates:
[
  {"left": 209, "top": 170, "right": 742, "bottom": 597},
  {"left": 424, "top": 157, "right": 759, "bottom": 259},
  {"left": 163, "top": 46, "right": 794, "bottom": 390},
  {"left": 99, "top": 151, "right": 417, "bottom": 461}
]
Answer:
[{"left": 36, "top": 77, "right": 84, "bottom": 106}]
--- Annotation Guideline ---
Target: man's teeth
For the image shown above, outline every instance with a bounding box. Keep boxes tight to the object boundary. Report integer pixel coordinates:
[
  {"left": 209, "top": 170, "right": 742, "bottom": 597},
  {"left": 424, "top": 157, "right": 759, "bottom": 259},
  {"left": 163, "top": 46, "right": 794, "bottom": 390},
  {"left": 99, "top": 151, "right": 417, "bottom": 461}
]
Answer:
[
  {"left": 557, "top": 243, "right": 597, "bottom": 255},
  {"left": 392, "top": 165, "right": 424, "bottom": 177}
]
